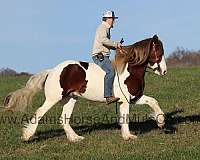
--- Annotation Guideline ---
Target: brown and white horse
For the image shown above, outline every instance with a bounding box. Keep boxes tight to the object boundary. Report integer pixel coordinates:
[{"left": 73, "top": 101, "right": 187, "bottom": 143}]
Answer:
[{"left": 4, "top": 35, "right": 167, "bottom": 142}]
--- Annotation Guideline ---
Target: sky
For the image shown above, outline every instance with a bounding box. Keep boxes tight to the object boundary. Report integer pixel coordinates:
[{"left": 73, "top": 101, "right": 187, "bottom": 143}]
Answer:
[{"left": 0, "top": 0, "right": 200, "bottom": 73}]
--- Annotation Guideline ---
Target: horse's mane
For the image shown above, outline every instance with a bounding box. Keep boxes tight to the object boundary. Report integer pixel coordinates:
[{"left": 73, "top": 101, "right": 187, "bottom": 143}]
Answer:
[{"left": 112, "top": 38, "right": 153, "bottom": 74}]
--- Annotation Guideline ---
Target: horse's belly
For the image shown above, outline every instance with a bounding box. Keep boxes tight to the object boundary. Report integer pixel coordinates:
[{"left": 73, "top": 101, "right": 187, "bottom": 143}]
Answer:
[{"left": 81, "top": 63, "right": 106, "bottom": 102}]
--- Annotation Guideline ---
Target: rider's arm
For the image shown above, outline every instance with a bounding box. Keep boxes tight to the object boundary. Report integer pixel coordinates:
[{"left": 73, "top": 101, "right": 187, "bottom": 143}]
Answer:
[{"left": 98, "top": 26, "right": 120, "bottom": 48}]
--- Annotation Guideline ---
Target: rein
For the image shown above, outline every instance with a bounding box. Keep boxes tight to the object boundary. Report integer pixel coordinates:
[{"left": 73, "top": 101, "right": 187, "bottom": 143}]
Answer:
[{"left": 114, "top": 63, "right": 131, "bottom": 104}]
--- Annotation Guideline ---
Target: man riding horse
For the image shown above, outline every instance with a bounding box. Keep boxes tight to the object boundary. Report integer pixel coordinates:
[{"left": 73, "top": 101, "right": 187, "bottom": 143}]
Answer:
[
  {"left": 92, "top": 10, "right": 122, "bottom": 104},
  {"left": 4, "top": 10, "right": 167, "bottom": 142}
]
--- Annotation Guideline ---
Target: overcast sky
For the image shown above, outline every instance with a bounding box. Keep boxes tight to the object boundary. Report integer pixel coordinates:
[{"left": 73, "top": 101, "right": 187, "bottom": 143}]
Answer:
[{"left": 0, "top": 0, "right": 199, "bottom": 73}]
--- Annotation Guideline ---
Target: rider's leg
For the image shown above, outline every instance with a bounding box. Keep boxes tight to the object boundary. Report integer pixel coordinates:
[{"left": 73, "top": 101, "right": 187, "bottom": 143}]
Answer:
[{"left": 92, "top": 55, "right": 119, "bottom": 104}]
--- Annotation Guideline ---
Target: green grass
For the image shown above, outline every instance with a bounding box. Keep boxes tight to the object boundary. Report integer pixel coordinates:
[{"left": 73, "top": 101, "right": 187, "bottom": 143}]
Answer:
[{"left": 0, "top": 67, "right": 200, "bottom": 160}]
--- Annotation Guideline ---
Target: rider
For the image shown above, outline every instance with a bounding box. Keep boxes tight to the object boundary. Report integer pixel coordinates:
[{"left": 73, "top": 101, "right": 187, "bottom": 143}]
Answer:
[{"left": 92, "top": 10, "right": 122, "bottom": 104}]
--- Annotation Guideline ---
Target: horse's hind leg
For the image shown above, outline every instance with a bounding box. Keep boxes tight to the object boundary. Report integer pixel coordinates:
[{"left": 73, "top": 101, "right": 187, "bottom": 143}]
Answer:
[
  {"left": 21, "top": 98, "right": 59, "bottom": 141},
  {"left": 60, "top": 97, "right": 84, "bottom": 142}
]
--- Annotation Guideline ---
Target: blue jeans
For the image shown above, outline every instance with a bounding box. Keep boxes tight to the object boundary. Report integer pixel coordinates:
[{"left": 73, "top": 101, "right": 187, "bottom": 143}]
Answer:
[{"left": 92, "top": 55, "right": 115, "bottom": 97}]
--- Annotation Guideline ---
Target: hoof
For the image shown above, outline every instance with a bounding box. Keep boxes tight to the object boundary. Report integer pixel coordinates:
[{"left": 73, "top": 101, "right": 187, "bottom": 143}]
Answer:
[
  {"left": 157, "top": 122, "right": 165, "bottom": 129},
  {"left": 21, "top": 127, "right": 34, "bottom": 142},
  {"left": 156, "top": 113, "right": 165, "bottom": 129},
  {"left": 69, "top": 136, "right": 85, "bottom": 142},
  {"left": 122, "top": 134, "right": 137, "bottom": 141}
]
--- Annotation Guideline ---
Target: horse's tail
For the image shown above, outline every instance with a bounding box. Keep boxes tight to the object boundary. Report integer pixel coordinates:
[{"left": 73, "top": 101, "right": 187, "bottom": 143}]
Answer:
[{"left": 3, "top": 69, "right": 51, "bottom": 112}]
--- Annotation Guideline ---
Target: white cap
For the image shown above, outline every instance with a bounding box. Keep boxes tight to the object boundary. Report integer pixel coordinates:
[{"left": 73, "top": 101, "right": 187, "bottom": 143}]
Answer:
[{"left": 102, "top": 10, "right": 118, "bottom": 19}]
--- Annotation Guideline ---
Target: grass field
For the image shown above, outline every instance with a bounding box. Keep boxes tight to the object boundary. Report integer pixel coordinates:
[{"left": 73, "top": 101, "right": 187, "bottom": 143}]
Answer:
[{"left": 0, "top": 67, "right": 200, "bottom": 160}]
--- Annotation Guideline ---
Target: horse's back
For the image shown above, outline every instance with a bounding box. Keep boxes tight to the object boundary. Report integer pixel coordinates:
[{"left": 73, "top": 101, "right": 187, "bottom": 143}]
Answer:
[{"left": 44, "top": 60, "right": 105, "bottom": 101}]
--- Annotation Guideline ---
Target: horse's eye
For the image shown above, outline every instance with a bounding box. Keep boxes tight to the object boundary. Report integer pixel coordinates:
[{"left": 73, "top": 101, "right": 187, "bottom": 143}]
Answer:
[
  {"left": 149, "top": 62, "right": 154, "bottom": 66},
  {"left": 130, "top": 56, "right": 134, "bottom": 60}
]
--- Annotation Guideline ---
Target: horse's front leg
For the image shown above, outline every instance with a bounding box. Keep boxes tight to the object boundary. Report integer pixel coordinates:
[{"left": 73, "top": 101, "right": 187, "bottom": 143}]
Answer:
[
  {"left": 135, "top": 95, "right": 165, "bottom": 128},
  {"left": 119, "top": 101, "right": 137, "bottom": 140}
]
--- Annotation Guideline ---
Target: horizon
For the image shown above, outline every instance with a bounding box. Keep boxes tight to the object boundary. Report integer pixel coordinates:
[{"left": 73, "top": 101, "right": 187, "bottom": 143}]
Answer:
[{"left": 0, "top": 0, "right": 200, "bottom": 73}]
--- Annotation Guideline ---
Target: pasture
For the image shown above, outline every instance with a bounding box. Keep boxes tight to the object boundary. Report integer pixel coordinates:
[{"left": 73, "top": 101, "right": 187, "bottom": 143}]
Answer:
[{"left": 0, "top": 67, "right": 200, "bottom": 160}]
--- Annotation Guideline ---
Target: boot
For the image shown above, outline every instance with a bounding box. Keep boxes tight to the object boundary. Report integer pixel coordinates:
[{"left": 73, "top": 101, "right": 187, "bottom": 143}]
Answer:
[{"left": 106, "top": 96, "right": 120, "bottom": 105}]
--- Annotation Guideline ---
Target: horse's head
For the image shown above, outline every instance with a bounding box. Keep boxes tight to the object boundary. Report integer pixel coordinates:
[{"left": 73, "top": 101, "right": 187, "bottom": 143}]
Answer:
[
  {"left": 114, "top": 35, "right": 167, "bottom": 75},
  {"left": 148, "top": 35, "right": 167, "bottom": 76}
]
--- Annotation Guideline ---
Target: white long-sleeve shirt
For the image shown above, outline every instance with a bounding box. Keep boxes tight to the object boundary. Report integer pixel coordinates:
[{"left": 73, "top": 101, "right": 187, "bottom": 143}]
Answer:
[{"left": 91, "top": 21, "right": 119, "bottom": 56}]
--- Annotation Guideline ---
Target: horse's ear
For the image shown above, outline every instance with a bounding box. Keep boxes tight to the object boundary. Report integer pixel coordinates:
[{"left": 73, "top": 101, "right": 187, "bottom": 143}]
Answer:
[{"left": 153, "top": 34, "right": 158, "bottom": 40}]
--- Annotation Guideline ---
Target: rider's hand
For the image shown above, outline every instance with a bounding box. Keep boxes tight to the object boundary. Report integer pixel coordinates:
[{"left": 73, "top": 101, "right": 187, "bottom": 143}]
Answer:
[{"left": 116, "top": 42, "right": 122, "bottom": 49}]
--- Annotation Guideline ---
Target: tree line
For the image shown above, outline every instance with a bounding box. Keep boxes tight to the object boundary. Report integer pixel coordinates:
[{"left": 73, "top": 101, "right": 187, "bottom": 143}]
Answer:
[{"left": 167, "top": 47, "right": 200, "bottom": 67}]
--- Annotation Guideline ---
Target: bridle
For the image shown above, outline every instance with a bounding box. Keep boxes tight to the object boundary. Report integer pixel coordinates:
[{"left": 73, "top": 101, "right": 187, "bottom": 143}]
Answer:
[{"left": 149, "top": 41, "right": 162, "bottom": 73}]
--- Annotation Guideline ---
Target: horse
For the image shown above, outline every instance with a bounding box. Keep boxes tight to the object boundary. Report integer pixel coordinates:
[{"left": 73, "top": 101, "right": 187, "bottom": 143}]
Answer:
[{"left": 4, "top": 35, "right": 167, "bottom": 142}]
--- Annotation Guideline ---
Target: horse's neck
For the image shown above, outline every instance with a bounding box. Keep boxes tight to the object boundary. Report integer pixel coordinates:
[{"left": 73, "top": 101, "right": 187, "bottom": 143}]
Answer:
[
  {"left": 128, "top": 64, "right": 147, "bottom": 78},
  {"left": 112, "top": 52, "right": 127, "bottom": 74},
  {"left": 113, "top": 57, "right": 147, "bottom": 78},
  {"left": 112, "top": 60, "right": 127, "bottom": 75}
]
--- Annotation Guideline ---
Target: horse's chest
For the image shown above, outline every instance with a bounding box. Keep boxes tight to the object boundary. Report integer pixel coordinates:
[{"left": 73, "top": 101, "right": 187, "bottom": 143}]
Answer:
[
  {"left": 124, "top": 74, "right": 144, "bottom": 95},
  {"left": 124, "top": 65, "right": 145, "bottom": 100}
]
